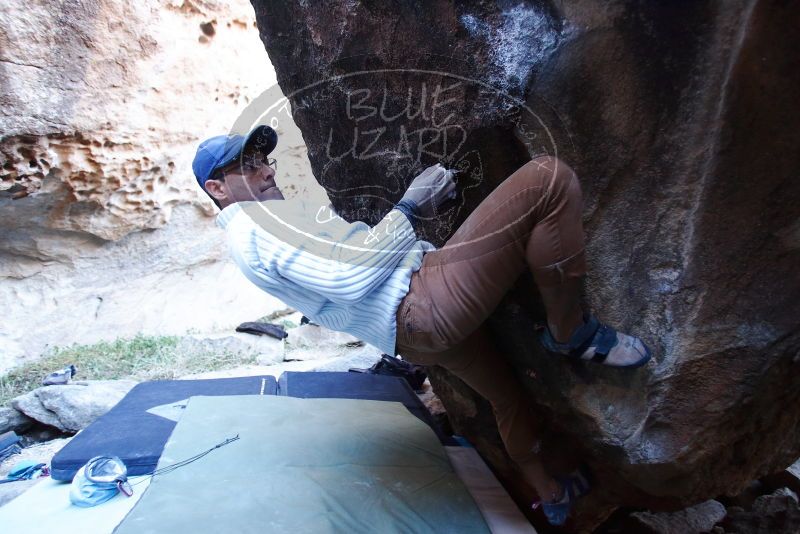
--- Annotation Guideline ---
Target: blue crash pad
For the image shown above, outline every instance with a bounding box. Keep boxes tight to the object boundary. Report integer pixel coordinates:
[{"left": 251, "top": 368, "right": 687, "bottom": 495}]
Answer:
[{"left": 50, "top": 376, "right": 277, "bottom": 481}]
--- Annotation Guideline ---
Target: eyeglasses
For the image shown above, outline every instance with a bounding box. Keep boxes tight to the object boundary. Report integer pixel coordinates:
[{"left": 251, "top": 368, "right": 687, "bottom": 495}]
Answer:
[
  {"left": 219, "top": 156, "right": 277, "bottom": 179},
  {"left": 241, "top": 156, "right": 277, "bottom": 173}
]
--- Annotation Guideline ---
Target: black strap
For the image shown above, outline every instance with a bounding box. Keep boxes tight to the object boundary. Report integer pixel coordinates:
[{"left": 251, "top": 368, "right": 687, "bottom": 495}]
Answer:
[
  {"left": 567, "top": 315, "right": 600, "bottom": 360},
  {"left": 567, "top": 317, "right": 619, "bottom": 363},
  {"left": 592, "top": 325, "right": 618, "bottom": 357}
]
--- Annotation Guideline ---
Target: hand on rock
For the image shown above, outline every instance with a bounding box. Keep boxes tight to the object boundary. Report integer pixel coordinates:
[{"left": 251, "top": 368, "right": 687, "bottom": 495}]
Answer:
[{"left": 401, "top": 163, "right": 457, "bottom": 218}]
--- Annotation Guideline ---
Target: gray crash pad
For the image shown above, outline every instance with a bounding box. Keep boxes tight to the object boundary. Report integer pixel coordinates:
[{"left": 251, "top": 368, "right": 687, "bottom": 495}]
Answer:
[{"left": 114, "top": 396, "right": 490, "bottom": 534}]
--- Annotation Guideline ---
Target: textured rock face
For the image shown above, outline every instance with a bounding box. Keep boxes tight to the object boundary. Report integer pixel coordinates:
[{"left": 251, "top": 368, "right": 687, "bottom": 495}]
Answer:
[
  {"left": 628, "top": 500, "right": 727, "bottom": 534},
  {"left": 11, "top": 380, "right": 137, "bottom": 432},
  {"left": 721, "top": 488, "right": 800, "bottom": 534},
  {"left": 250, "top": 0, "right": 800, "bottom": 525},
  {"left": 0, "top": 406, "right": 34, "bottom": 434},
  {"left": 285, "top": 324, "right": 364, "bottom": 361},
  {"left": 0, "top": 0, "right": 328, "bottom": 368},
  {"left": 176, "top": 331, "right": 285, "bottom": 365}
]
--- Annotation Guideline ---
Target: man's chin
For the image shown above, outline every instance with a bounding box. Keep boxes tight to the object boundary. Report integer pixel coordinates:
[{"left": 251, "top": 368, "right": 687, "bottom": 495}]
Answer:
[{"left": 257, "top": 187, "right": 284, "bottom": 201}]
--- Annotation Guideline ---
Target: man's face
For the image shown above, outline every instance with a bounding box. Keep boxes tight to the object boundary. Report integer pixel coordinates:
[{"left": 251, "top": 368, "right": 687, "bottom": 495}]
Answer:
[{"left": 206, "top": 150, "right": 284, "bottom": 206}]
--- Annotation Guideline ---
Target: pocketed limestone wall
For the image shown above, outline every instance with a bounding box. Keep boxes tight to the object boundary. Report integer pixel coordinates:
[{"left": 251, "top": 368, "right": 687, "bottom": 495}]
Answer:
[{"left": 0, "top": 0, "right": 327, "bottom": 370}]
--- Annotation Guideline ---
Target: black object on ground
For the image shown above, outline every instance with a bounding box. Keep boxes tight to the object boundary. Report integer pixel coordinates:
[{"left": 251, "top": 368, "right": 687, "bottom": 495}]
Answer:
[
  {"left": 300, "top": 315, "right": 318, "bottom": 326},
  {"left": 50, "top": 376, "right": 278, "bottom": 481},
  {"left": 0, "top": 431, "right": 21, "bottom": 463},
  {"left": 42, "top": 364, "right": 77, "bottom": 386},
  {"left": 52, "top": 371, "right": 453, "bottom": 483},
  {"left": 278, "top": 371, "right": 453, "bottom": 446},
  {"left": 235, "top": 321, "right": 288, "bottom": 339},
  {"left": 349, "top": 354, "right": 427, "bottom": 392}
]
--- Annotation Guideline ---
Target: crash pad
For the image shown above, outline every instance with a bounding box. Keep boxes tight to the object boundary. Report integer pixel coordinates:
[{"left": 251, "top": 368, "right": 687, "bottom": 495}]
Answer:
[
  {"left": 278, "top": 371, "right": 454, "bottom": 445},
  {"left": 0, "top": 477, "right": 150, "bottom": 533},
  {"left": 113, "top": 395, "right": 490, "bottom": 534},
  {"left": 51, "top": 376, "right": 277, "bottom": 480}
]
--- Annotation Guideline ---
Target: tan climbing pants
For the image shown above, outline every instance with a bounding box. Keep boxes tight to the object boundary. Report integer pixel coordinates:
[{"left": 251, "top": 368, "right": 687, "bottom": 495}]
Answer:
[{"left": 395, "top": 156, "right": 587, "bottom": 466}]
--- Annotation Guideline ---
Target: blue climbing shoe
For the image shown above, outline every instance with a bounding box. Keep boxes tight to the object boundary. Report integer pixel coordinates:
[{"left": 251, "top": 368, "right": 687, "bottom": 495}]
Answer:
[
  {"left": 538, "top": 313, "right": 652, "bottom": 368},
  {"left": 532, "top": 465, "right": 592, "bottom": 527}
]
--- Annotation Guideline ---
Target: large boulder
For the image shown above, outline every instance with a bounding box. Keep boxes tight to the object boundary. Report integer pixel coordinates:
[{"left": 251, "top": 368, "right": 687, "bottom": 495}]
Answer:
[
  {"left": 249, "top": 0, "right": 800, "bottom": 527},
  {"left": 11, "top": 380, "right": 136, "bottom": 432}
]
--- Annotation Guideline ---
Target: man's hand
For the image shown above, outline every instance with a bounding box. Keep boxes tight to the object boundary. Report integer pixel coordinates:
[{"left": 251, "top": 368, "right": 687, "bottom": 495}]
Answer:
[{"left": 401, "top": 164, "right": 457, "bottom": 218}]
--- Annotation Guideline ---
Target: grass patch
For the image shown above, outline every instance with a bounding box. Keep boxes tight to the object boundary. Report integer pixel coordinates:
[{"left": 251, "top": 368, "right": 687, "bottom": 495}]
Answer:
[{"left": 0, "top": 334, "right": 258, "bottom": 405}]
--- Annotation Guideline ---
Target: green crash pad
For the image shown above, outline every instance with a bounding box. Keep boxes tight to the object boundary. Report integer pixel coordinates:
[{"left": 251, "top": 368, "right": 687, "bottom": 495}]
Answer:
[{"left": 114, "top": 396, "right": 490, "bottom": 534}]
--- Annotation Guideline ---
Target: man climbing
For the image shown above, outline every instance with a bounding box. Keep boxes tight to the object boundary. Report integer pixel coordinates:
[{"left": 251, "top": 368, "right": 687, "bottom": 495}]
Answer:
[{"left": 193, "top": 125, "right": 651, "bottom": 527}]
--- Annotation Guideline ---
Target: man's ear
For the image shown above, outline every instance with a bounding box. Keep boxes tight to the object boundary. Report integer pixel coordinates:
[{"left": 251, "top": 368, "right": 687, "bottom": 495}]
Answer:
[{"left": 204, "top": 179, "right": 227, "bottom": 203}]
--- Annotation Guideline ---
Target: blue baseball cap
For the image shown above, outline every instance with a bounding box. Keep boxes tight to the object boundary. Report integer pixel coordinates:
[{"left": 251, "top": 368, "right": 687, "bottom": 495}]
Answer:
[{"left": 192, "top": 125, "right": 278, "bottom": 190}]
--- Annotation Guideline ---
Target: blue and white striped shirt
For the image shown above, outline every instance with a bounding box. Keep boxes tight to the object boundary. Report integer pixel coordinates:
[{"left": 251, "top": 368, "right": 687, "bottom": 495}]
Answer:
[{"left": 217, "top": 200, "right": 436, "bottom": 355}]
